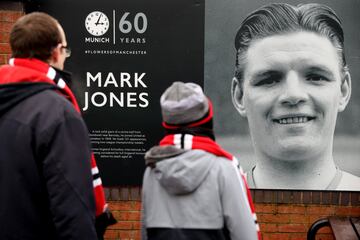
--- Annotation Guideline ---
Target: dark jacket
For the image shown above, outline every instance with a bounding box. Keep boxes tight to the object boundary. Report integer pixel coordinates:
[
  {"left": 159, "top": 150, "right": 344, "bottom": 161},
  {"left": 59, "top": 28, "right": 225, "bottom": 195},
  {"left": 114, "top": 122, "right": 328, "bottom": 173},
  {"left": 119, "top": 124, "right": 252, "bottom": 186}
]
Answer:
[{"left": 0, "top": 68, "right": 98, "bottom": 239}]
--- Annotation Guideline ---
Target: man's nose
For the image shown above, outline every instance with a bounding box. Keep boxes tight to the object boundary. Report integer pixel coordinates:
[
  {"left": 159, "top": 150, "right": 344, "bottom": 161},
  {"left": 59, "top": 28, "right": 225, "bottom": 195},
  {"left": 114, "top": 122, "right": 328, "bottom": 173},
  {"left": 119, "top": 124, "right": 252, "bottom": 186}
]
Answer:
[{"left": 278, "top": 71, "right": 308, "bottom": 106}]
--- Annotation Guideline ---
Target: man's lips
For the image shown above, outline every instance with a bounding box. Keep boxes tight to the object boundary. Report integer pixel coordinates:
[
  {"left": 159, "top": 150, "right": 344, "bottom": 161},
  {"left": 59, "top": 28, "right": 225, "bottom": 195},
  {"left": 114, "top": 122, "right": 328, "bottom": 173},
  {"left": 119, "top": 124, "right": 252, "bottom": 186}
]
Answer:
[{"left": 273, "top": 116, "right": 316, "bottom": 124}]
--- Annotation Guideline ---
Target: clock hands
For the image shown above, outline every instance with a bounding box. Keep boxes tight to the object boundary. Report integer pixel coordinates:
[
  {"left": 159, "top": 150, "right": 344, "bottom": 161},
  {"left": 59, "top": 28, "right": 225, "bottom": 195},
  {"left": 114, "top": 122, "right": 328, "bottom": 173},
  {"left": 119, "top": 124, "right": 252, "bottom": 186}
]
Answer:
[{"left": 95, "top": 14, "right": 103, "bottom": 26}]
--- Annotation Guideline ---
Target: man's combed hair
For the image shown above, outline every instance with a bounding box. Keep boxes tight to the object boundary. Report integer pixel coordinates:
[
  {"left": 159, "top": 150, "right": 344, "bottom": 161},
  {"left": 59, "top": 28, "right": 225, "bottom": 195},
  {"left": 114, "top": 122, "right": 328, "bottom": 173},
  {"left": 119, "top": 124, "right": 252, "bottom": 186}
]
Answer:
[
  {"left": 234, "top": 3, "right": 347, "bottom": 95},
  {"left": 10, "top": 12, "right": 62, "bottom": 61}
]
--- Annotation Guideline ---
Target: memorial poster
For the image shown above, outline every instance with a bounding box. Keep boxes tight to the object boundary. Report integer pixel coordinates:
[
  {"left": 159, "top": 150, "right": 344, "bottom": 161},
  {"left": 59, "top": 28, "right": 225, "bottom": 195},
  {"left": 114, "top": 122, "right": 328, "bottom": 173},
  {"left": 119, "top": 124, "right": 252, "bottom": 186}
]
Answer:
[
  {"left": 36, "top": 0, "right": 204, "bottom": 185},
  {"left": 34, "top": 0, "right": 360, "bottom": 190}
]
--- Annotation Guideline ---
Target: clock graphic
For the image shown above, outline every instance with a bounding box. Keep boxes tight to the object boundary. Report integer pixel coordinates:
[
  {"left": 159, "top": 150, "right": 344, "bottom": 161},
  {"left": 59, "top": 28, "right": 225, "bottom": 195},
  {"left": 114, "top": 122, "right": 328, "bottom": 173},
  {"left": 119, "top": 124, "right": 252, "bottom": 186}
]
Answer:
[{"left": 85, "top": 11, "right": 109, "bottom": 36}]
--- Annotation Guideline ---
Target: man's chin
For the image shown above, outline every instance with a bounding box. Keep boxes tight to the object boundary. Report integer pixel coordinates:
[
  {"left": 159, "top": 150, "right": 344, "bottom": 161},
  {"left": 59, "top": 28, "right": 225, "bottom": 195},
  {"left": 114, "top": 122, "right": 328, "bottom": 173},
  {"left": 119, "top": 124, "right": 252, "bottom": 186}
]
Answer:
[{"left": 275, "top": 138, "right": 321, "bottom": 161}]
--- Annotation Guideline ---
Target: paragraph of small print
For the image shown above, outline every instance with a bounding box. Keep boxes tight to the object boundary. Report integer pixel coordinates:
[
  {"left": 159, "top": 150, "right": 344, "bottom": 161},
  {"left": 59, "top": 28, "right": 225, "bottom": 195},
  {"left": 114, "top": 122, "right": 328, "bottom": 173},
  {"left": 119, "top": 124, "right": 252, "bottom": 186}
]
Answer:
[{"left": 90, "top": 129, "right": 147, "bottom": 159}]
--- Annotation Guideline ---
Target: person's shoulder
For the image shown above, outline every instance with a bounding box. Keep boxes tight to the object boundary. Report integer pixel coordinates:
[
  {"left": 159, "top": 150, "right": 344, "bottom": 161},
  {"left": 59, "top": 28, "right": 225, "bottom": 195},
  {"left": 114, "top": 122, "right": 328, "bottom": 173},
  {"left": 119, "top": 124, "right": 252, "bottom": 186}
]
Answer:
[
  {"left": 31, "top": 89, "right": 81, "bottom": 118},
  {"left": 336, "top": 171, "right": 360, "bottom": 191},
  {"left": 38, "top": 89, "right": 77, "bottom": 109},
  {"left": 210, "top": 153, "right": 239, "bottom": 174},
  {"left": 19, "top": 89, "right": 84, "bottom": 134}
]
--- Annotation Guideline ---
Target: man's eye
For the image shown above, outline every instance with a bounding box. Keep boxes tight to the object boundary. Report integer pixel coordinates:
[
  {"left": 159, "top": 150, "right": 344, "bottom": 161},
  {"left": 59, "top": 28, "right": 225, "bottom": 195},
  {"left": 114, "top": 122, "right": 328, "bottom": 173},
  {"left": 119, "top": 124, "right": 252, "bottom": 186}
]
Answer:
[
  {"left": 254, "top": 77, "right": 280, "bottom": 86},
  {"left": 306, "top": 74, "right": 329, "bottom": 82}
]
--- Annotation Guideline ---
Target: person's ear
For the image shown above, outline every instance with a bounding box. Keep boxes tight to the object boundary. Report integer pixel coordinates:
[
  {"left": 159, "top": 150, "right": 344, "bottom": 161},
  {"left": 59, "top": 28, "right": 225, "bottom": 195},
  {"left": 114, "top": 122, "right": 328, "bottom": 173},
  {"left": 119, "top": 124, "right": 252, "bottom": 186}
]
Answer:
[
  {"left": 338, "top": 71, "right": 351, "bottom": 112},
  {"left": 231, "top": 77, "right": 247, "bottom": 117},
  {"left": 49, "top": 44, "right": 61, "bottom": 64}
]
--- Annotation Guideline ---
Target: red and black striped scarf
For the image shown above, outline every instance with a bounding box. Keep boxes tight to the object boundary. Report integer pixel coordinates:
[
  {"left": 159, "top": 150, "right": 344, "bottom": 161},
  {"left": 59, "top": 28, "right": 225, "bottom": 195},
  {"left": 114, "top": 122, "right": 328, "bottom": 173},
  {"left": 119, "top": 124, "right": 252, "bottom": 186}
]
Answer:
[
  {"left": 0, "top": 58, "right": 107, "bottom": 217},
  {"left": 160, "top": 105, "right": 261, "bottom": 238}
]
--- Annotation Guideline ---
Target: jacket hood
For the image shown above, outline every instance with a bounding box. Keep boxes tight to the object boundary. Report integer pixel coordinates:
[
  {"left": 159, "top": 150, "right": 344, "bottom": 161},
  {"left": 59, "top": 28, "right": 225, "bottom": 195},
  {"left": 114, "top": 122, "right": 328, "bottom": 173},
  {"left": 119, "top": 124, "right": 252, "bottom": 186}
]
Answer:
[
  {"left": 145, "top": 146, "right": 216, "bottom": 195},
  {"left": 0, "top": 66, "right": 56, "bottom": 116},
  {"left": 0, "top": 83, "right": 56, "bottom": 116}
]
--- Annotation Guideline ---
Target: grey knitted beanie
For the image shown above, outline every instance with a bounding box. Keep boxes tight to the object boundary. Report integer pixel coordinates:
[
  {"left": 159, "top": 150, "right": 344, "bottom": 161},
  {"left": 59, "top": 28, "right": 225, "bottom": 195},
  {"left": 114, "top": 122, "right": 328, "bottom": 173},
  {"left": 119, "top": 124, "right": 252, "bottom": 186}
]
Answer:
[{"left": 160, "top": 82, "right": 209, "bottom": 125}]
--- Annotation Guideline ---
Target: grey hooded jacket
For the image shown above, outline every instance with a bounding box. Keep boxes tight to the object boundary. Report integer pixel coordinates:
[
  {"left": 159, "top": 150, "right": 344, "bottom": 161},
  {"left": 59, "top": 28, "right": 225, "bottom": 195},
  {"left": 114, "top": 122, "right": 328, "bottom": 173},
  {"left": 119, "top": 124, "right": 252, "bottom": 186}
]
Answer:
[{"left": 141, "top": 145, "right": 258, "bottom": 240}]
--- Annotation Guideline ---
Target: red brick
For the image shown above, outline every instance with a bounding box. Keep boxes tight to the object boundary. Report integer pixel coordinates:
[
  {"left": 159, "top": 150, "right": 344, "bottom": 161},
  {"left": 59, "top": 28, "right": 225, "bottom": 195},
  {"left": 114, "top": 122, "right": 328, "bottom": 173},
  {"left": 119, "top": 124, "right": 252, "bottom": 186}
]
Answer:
[
  {"left": 0, "top": 22, "right": 14, "bottom": 32},
  {"left": 108, "top": 221, "right": 133, "bottom": 230},
  {"left": 307, "top": 206, "right": 334, "bottom": 215},
  {"left": 117, "top": 211, "right": 141, "bottom": 221},
  {"left": 256, "top": 204, "right": 277, "bottom": 213},
  {"left": 278, "top": 224, "right": 307, "bottom": 233},
  {"left": 308, "top": 215, "right": 332, "bottom": 225},
  {"left": 133, "top": 221, "right": 141, "bottom": 229},
  {"left": 289, "top": 214, "right": 309, "bottom": 224},
  {"left": 119, "top": 230, "right": 133, "bottom": 239},
  {"left": 334, "top": 206, "right": 360, "bottom": 216},
  {"left": 0, "top": 54, "right": 7, "bottom": 65},
  {"left": 289, "top": 233, "right": 306, "bottom": 240},
  {"left": 134, "top": 230, "right": 141, "bottom": 240},
  {"left": 118, "top": 230, "right": 140, "bottom": 240},
  {"left": 104, "top": 229, "right": 119, "bottom": 239},
  {"left": 109, "top": 201, "right": 135, "bottom": 211},
  {"left": 263, "top": 233, "right": 290, "bottom": 240},
  {"left": 0, "top": 43, "right": 11, "bottom": 54},
  {"left": 260, "top": 223, "right": 278, "bottom": 233},
  {"left": 258, "top": 213, "right": 291, "bottom": 223},
  {"left": 133, "top": 201, "right": 142, "bottom": 211},
  {"left": 111, "top": 210, "right": 122, "bottom": 220},
  {"left": 4, "top": 54, "right": 11, "bottom": 63},
  {"left": 0, "top": 11, "right": 23, "bottom": 22},
  {"left": 278, "top": 205, "right": 306, "bottom": 214},
  {"left": 0, "top": 32, "right": 9, "bottom": 43}
]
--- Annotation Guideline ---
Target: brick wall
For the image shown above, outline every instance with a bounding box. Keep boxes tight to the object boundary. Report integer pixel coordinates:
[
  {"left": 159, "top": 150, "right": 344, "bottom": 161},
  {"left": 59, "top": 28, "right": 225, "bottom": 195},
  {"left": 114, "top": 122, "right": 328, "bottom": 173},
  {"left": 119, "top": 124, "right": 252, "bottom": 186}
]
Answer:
[
  {"left": 1, "top": 2, "right": 359, "bottom": 240},
  {"left": 105, "top": 187, "right": 359, "bottom": 240},
  {"left": 252, "top": 190, "right": 360, "bottom": 240},
  {"left": 0, "top": 2, "right": 23, "bottom": 65},
  {"left": 105, "top": 187, "right": 142, "bottom": 240}
]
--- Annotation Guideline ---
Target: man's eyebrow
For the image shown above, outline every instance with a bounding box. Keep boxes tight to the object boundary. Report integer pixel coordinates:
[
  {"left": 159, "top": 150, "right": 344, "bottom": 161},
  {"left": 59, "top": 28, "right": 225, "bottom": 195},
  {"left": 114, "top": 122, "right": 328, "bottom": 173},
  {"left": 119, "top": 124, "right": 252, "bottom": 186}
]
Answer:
[
  {"left": 251, "top": 70, "right": 282, "bottom": 79},
  {"left": 305, "top": 66, "right": 334, "bottom": 76}
]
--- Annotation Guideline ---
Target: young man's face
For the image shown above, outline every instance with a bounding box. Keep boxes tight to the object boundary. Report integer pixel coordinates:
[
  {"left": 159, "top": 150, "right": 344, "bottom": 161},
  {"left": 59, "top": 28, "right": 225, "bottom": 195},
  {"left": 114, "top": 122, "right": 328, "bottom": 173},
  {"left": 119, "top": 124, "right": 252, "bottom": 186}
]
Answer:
[{"left": 233, "top": 31, "right": 350, "bottom": 161}]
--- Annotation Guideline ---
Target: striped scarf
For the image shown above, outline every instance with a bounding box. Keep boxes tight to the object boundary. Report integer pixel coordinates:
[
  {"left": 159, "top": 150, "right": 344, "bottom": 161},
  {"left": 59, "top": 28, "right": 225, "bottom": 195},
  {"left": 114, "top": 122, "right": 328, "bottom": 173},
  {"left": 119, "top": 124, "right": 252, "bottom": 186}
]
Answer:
[
  {"left": 160, "top": 133, "right": 261, "bottom": 239},
  {"left": 3, "top": 58, "right": 107, "bottom": 217}
]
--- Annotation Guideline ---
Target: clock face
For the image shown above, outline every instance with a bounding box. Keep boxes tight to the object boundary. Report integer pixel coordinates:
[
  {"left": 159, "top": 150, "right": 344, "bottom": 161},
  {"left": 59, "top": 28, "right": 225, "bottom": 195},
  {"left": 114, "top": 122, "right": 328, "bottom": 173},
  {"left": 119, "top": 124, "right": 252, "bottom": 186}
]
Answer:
[{"left": 85, "top": 11, "right": 109, "bottom": 36}]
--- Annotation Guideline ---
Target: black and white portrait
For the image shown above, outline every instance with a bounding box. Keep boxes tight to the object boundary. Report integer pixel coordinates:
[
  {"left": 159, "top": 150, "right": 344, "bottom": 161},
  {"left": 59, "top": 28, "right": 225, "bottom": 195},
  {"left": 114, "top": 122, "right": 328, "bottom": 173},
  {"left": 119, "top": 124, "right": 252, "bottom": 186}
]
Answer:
[{"left": 205, "top": 0, "right": 360, "bottom": 190}]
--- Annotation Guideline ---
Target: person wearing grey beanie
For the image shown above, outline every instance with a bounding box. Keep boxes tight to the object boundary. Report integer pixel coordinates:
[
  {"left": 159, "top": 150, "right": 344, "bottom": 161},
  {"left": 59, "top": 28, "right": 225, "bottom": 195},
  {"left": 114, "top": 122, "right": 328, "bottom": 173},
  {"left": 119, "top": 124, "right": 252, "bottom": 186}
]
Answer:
[{"left": 141, "top": 82, "right": 260, "bottom": 240}]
